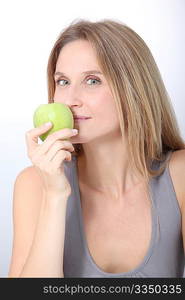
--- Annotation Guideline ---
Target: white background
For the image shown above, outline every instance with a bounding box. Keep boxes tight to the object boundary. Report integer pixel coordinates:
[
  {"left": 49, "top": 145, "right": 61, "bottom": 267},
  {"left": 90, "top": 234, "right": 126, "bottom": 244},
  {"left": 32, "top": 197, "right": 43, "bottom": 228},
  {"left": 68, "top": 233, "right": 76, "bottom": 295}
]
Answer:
[{"left": 0, "top": 0, "right": 185, "bottom": 277}]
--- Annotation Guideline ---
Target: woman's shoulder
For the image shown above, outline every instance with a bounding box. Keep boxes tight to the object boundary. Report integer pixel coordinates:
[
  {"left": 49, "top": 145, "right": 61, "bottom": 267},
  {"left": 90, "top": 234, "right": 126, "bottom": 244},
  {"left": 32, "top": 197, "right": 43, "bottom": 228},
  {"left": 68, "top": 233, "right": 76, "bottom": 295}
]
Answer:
[
  {"left": 16, "top": 164, "right": 40, "bottom": 176},
  {"left": 13, "top": 165, "right": 44, "bottom": 210},
  {"left": 15, "top": 165, "right": 43, "bottom": 186},
  {"left": 168, "top": 149, "right": 185, "bottom": 211}
]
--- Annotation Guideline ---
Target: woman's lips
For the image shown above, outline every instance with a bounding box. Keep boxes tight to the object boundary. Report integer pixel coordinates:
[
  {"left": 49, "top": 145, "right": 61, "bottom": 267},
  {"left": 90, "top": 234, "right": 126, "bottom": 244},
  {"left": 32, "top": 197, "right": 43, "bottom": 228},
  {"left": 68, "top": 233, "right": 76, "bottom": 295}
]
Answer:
[{"left": 74, "top": 117, "right": 91, "bottom": 121}]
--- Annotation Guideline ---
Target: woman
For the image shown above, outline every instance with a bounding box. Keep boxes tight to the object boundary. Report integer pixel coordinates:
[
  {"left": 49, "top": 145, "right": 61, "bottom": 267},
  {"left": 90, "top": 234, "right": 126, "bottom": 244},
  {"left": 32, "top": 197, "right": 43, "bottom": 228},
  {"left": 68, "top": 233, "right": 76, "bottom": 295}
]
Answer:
[{"left": 8, "top": 19, "right": 185, "bottom": 277}]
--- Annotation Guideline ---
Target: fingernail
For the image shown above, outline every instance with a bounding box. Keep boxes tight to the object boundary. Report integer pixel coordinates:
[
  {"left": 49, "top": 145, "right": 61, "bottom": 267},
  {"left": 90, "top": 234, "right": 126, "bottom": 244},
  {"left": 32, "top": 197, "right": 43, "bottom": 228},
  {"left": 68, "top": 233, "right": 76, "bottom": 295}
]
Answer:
[
  {"left": 45, "top": 122, "right": 52, "bottom": 127},
  {"left": 72, "top": 129, "right": 78, "bottom": 135}
]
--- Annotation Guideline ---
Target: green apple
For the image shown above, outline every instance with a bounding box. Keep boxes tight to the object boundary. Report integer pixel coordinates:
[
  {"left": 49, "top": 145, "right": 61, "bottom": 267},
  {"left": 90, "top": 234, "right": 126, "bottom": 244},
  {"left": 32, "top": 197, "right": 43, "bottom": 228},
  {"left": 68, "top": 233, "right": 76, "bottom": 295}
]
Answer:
[{"left": 33, "top": 103, "right": 74, "bottom": 141}]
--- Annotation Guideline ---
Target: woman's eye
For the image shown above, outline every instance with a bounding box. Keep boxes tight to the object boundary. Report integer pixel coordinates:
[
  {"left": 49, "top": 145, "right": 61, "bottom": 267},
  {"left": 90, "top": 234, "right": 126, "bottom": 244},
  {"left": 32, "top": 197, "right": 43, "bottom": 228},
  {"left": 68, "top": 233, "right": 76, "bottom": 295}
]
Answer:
[
  {"left": 86, "top": 78, "right": 101, "bottom": 85},
  {"left": 55, "top": 77, "right": 101, "bottom": 87},
  {"left": 56, "top": 79, "right": 68, "bottom": 86}
]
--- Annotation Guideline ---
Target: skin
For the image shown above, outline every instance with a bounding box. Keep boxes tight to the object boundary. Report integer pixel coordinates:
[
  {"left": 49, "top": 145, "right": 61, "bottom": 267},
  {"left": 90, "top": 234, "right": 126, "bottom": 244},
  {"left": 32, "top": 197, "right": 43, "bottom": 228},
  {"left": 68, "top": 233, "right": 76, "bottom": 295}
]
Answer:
[{"left": 53, "top": 39, "right": 145, "bottom": 202}]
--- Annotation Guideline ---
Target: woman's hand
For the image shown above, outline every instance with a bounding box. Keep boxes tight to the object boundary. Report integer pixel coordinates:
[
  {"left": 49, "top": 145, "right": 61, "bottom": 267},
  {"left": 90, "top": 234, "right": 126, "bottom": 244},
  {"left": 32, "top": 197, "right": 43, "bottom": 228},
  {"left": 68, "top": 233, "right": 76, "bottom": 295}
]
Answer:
[{"left": 25, "top": 122, "right": 78, "bottom": 196}]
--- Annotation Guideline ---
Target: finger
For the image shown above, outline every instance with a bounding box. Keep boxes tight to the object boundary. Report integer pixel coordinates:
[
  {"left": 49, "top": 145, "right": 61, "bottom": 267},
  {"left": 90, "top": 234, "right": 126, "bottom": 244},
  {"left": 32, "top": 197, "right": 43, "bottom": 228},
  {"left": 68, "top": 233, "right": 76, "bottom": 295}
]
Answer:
[
  {"left": 39, "top": 128, "right": 77, "bottom": 154},
  {"left": 46, "top": 140, "right": 74, "bottom": 161},
  {"left": 52, "top": 150, "right": 72, "bottom": 169},
  {"left": 42, "top": 150, "right": 71, "bottom": 175},
  {"left": 26, "top": 122, "right": 53, "bottom": 152}
]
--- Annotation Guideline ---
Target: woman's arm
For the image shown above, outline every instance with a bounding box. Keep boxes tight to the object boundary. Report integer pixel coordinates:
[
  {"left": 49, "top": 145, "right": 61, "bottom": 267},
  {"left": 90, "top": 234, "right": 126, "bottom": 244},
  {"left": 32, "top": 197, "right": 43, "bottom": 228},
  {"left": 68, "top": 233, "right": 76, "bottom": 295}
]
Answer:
[{"left": 8, "top": 166, "right": 69, "bottom": 278}]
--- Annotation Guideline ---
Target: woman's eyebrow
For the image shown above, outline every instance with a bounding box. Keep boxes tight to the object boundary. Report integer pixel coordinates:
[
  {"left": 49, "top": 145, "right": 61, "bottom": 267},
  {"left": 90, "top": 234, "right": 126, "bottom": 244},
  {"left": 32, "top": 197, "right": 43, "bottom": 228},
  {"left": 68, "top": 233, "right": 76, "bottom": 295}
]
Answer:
[{"left": 54, "top": 70, "right": 103, "bottom": 77}]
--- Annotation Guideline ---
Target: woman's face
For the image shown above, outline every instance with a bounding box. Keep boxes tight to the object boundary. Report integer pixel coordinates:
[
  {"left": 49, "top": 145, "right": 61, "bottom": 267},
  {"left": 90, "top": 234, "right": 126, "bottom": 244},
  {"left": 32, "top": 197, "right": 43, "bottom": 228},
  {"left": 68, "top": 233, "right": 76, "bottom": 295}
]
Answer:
[{"left": 53, "top": 39, "right": 121, "bottom": 144}]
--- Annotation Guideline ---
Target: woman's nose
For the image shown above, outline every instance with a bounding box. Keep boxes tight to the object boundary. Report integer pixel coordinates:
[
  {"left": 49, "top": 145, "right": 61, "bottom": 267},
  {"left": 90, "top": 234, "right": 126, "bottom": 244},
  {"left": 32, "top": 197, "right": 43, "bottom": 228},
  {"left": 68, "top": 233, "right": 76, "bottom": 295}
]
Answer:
[{"left": 56, "top": 85, "right": 83, "bottom": 106}]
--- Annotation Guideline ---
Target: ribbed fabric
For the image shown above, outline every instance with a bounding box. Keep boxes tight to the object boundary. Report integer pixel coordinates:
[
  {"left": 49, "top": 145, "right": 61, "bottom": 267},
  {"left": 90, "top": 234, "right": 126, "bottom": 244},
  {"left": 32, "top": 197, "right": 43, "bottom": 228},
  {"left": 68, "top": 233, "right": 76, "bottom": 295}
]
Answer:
[{"left": 63, "top": 151, "right": 185, "bottom": 277}]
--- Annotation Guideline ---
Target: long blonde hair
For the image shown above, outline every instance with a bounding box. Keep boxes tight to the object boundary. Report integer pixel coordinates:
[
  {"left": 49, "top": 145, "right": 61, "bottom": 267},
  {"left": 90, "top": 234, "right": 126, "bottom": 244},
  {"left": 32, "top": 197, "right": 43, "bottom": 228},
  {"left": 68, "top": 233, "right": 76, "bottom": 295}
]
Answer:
[{"left": 47, "top": 18, "right": 185, "bottom": 181}]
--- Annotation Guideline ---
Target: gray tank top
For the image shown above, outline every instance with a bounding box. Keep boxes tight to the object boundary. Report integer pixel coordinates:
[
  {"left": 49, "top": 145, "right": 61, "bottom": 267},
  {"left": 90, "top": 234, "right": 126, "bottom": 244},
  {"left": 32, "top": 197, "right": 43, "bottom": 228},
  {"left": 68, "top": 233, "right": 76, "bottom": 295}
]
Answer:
[{"left": 63, "top": 151, "right": 185, "bottom": 277}]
